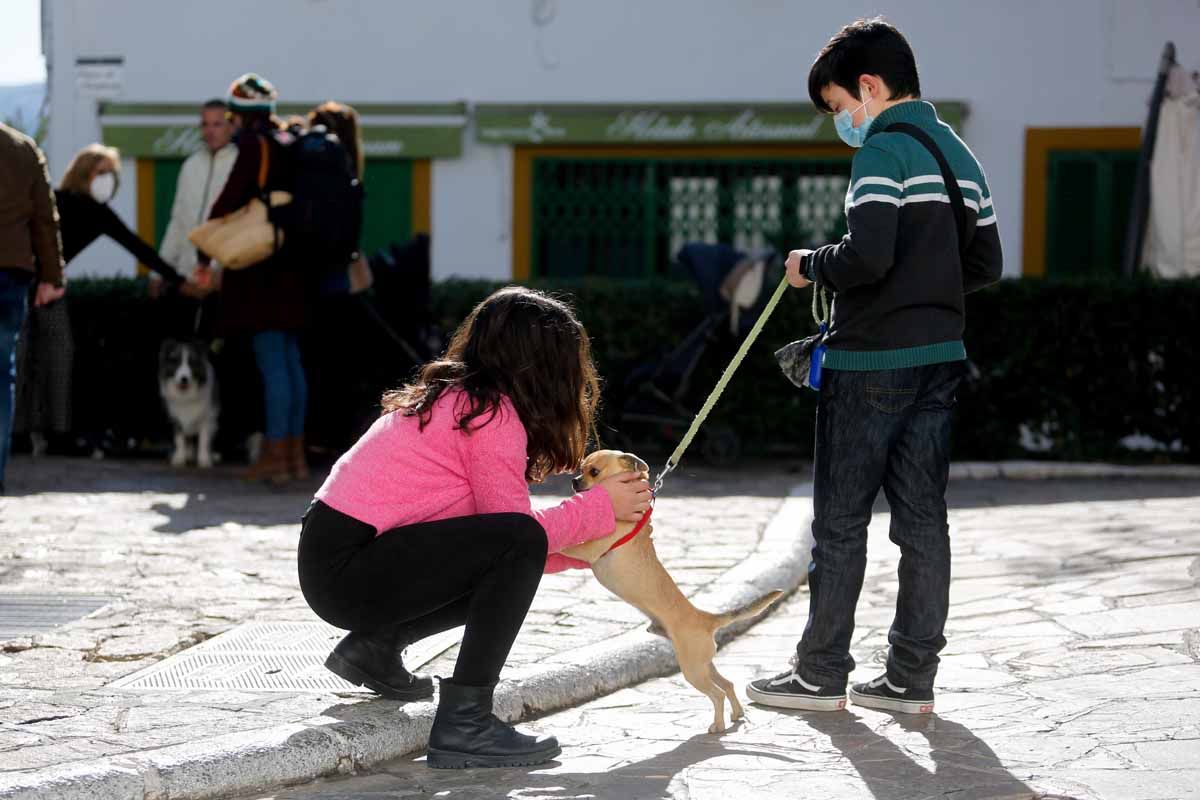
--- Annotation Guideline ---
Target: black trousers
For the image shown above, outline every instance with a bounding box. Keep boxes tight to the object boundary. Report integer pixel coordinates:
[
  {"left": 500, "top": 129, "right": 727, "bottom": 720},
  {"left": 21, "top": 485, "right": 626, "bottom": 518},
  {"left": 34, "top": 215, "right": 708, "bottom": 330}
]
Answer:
[
  {"left": 298, "top": 500, "right": 547, "bottom": 686},
  {"left": 796, "top": 362, "right": 965, "bottom": 690}
]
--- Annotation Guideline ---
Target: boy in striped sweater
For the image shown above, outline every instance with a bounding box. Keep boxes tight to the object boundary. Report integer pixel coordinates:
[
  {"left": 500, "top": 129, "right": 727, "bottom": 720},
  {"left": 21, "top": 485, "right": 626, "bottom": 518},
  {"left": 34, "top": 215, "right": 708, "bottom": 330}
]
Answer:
[{"left": 747, "top": 18, "right": 1003, "bottom": 715}]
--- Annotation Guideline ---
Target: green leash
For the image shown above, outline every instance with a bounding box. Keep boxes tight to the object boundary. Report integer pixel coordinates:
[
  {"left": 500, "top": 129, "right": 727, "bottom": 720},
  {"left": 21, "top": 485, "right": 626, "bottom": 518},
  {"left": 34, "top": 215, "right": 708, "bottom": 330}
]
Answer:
[{"left": 652, "top": 274, "right": 792, "bottom": 495}]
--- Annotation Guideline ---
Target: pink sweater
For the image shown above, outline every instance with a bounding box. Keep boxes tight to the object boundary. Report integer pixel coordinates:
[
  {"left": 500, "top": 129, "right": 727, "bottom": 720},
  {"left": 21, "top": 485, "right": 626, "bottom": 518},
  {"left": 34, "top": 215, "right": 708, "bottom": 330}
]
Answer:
[{"left": 315, "top": 390, "right": 613, "bottom": 573}]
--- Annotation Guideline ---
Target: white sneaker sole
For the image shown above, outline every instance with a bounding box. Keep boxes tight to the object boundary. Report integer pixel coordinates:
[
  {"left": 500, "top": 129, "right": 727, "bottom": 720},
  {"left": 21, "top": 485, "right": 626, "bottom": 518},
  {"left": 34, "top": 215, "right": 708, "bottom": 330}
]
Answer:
[
  {"left": 746, "top": 684, "right": 847, "bottom": 711},
  {"left": 849, "top": 687, "right": 934, "bottom": 714}
]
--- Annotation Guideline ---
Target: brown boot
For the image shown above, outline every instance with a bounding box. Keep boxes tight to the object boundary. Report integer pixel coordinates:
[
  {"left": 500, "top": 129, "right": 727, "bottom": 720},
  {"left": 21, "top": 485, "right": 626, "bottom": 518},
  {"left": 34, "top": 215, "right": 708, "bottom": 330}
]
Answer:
[
  {"left": 243, "top": 438, "right": 291, "bottom": 484},
  {"left": 287, "top": 435, "right": 311, "bottom": 481}
]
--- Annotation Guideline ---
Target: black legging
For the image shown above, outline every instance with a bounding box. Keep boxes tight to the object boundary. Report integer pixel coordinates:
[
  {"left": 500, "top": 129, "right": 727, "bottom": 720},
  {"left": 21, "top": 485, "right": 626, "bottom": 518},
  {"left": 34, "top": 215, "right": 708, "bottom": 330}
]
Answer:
[{"left": 298, "top": 500, "right": 547, "bottom": 686}]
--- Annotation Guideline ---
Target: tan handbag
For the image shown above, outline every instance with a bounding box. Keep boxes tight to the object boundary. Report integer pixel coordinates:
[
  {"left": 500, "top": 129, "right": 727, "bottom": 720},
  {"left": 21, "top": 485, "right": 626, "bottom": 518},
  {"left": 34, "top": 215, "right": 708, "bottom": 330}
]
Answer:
[{"left": 188, "top": 136, "right": 291, "bottom": 270}]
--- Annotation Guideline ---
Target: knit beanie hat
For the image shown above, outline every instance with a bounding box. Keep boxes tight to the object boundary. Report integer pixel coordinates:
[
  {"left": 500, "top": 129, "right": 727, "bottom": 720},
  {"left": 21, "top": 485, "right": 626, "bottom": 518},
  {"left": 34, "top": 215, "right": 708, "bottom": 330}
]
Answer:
[{"left": 227, "top": 73, "right": 278, "bottom": 114}]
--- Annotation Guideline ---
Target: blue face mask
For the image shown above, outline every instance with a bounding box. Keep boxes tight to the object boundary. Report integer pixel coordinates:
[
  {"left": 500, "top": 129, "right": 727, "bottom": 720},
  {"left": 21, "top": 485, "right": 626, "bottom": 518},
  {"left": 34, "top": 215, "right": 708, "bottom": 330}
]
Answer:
[{"left": 834, "top": 93, "right": 873, "bottom": 148}]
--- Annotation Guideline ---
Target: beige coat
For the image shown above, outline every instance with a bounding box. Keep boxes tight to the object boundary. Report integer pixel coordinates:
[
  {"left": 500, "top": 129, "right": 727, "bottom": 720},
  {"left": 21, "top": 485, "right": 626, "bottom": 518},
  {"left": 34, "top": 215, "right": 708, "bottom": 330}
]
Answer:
[{"left": 158, "top": 143, "right": 236, "bottom": 274}]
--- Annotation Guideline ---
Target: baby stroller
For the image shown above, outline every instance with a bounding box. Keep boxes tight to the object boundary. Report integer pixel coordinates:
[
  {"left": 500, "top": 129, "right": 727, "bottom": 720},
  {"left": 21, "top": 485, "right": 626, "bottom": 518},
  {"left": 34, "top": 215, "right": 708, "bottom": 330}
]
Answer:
[{"left": 608, "top": 242, "right": 781, "bottom": 465}]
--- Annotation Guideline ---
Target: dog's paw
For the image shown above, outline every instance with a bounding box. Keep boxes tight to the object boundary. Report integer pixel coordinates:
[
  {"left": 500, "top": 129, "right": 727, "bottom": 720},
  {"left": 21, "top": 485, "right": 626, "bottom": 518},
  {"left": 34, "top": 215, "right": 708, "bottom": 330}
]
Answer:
[
  {"left": 708, "top": 720, "right": 727, "bottom": 735},
  {"left": 169, "top": 452, "right": 188, "bottom": 468},
  {"left": 196, "top": 455, "right": 214, "bottom": 469}
]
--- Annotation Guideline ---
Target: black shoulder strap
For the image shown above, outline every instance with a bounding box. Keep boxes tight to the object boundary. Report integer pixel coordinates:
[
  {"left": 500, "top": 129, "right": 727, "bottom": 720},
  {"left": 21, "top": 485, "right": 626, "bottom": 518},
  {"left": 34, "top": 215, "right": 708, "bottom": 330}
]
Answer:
[{"left": 883, "top": 122, "right": 971, "bottom": 259}]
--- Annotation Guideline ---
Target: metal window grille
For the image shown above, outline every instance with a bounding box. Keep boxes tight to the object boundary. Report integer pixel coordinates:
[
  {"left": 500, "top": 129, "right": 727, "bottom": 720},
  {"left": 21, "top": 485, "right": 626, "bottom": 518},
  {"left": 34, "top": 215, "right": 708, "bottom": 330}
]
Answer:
[{"left": 532, "top": 157, "right": 851, "bottom": 278}]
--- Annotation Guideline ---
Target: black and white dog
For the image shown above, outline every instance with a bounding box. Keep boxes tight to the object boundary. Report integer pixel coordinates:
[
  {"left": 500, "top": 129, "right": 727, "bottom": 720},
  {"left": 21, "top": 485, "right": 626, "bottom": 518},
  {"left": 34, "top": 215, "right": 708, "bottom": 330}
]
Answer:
[{"left": 158, "top": 340, "right": 219, "bottom": 468}]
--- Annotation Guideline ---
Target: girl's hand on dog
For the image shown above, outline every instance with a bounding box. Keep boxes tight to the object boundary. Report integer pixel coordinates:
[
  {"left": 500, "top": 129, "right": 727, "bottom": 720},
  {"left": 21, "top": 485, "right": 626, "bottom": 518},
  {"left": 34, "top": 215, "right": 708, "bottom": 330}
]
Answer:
[{"left": 599, "top": 471, "right": 653, "bottom": 522}]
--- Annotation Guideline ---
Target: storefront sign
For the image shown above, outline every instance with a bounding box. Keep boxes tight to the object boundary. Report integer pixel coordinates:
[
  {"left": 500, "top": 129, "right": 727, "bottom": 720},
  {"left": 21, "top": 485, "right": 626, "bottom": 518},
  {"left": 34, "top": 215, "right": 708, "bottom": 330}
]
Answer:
[
  {"left": 477, "top": 102, "right": 967, "bottom": 145},
  {"left": 76, "top": 57, "right": 124, "bottom": 99},
  {"left": 100, "top": 102, "right": 467, "bottom": 159}
]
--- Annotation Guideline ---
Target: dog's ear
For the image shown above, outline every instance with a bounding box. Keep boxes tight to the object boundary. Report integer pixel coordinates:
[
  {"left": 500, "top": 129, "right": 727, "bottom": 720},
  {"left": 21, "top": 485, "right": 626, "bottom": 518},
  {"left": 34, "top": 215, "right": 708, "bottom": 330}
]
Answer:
[
  {"left": 618, "top": 454, "right": 643, "bottom": 474},
  {"left": 159, "top": 339, "right": 178, "bottom": 362}
]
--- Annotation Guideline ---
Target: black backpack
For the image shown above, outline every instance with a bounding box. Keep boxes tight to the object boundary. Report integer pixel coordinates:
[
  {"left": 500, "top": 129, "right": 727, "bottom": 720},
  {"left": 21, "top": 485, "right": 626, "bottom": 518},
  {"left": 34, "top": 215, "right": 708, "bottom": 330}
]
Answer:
[{"left": 271, "top": 125, "right": 364, "bottom": 273}]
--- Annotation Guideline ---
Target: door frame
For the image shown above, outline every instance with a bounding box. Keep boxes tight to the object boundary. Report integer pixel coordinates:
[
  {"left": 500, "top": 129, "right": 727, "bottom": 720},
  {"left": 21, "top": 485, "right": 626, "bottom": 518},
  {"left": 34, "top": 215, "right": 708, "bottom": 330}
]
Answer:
[{"left": 1022, "top": 127, "right": 1140, "bottom": 278}]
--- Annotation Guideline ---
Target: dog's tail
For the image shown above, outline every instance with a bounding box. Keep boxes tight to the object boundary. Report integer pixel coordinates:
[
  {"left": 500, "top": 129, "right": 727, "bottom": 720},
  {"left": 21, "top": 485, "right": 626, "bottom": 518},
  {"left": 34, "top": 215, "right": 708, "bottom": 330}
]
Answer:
[{"left": 710, "top": 589, "right": 786, "bottom": 631}]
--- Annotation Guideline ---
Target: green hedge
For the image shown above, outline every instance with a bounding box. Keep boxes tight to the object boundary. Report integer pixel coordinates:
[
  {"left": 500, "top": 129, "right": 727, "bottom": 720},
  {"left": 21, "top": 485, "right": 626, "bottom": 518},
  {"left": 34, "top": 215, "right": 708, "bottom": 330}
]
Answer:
[
  {"left": 433, "top": 276, "right": 1200, "bottom": 463},
  {"left": 56, "top": 275, "right": 1200, "bottom": 462}
]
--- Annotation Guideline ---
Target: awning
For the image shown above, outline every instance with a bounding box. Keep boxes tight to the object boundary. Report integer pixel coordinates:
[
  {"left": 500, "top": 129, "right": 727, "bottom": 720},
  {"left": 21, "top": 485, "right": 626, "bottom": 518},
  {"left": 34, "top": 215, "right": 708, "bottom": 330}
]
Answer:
[
  {"left": 100, "top": 102, "right": 467, "bottom": 159},
  {"left": 475, "top": 101, "right": 967, "bottom": 145}
]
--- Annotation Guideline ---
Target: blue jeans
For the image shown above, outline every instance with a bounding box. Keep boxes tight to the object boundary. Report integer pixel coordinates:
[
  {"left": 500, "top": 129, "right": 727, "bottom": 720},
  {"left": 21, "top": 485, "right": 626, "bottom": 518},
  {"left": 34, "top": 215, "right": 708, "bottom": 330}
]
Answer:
[
  {"left": 795, "top": 361, "right": 966, "bottom": 691},
  {"left": 0, "top": 270, "right": 32, "bottom": 489},
  {"left": 252, "top": 330, "right": 307, "bottom": 440}
]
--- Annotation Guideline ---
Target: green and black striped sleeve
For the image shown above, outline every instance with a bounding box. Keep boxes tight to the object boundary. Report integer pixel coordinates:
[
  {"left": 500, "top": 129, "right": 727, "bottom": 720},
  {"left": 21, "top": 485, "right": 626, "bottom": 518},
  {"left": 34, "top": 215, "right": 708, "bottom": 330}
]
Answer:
[
  {"left": 962, "top": 180, "right": 1003, "bottom": 293},
  {"left": 805, "top": 140, "right": 904, "bottom": 292}
]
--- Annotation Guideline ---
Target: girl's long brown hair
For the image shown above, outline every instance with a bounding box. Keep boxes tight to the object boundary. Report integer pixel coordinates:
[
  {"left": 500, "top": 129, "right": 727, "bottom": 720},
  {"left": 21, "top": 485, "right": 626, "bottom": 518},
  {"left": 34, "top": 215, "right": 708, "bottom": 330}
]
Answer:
[{"left": 382, "top": 286, "right": 600, "bottom": 482}]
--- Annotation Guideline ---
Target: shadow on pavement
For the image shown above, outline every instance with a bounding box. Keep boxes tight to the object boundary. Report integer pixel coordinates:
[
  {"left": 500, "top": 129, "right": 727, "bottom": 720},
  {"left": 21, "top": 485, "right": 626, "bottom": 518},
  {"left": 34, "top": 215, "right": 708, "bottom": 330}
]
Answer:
[
  {"left": 801, "top": 710, "right": 1072, "bottom": 800},
  {"left": 147, "top": 492, "right": 311, "bottom": 534},
  {"left": 275, "top": 718, "right": 808, "bottom": 799},
  {"left": 5, "top": 456, "right": 316, "bottom": 532},
  {"left": 277, "top": 705, "right": 1086, "bottom": 799}
]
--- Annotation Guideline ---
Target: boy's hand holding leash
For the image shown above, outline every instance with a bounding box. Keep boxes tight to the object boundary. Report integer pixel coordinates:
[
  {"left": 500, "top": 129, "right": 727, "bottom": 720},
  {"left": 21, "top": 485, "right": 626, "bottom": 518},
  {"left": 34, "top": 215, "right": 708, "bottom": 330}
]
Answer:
[{"left": 785, "top": 249, "right": 813, "bottom": 288}]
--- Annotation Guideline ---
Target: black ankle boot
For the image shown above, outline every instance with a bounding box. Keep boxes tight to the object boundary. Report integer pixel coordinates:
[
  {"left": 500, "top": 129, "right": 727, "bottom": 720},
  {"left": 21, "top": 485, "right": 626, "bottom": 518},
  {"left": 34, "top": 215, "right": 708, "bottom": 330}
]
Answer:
[
  {"left": 427, "top": 679, "right": 560, "bottom": 769},
  {"left": 324, "top": 630, "right": 434, "bottom": 701}
]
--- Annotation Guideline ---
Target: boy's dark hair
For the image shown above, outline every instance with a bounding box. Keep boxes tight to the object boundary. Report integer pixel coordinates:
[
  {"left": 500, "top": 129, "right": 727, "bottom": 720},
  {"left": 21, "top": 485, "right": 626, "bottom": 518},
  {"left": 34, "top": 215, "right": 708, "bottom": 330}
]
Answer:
[
  {"left": 202, "top": 98, "right": 227, "bottom": 111},
  {"left": 808, "top": 17, "right": 921, "bottom": 112}
]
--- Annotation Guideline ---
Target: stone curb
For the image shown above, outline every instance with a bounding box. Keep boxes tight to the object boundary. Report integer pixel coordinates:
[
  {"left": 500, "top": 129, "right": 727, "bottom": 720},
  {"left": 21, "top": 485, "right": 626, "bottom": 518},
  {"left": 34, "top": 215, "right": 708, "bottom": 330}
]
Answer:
[
  {"left": 951, "top": 460, "right": 1200, "bottom": 480},
  {"left": 0, "top": 488, "right": 815, "bottom": 800}
]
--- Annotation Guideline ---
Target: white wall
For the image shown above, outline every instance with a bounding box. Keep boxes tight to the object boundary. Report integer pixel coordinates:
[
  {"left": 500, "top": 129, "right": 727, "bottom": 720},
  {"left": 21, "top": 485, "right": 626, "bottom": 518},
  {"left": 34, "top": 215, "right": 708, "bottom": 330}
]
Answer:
[
  {"left": 432, "top": 130, "right": 514, "bottom": 281},
  {"left": 46, "top": 0, "right": 1200, "bottom": 279}
]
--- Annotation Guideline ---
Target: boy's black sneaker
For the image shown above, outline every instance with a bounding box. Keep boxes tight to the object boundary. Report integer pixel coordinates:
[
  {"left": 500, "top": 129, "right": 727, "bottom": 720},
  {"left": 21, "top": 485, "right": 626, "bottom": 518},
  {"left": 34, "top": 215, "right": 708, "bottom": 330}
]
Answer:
[
  {"left": 745, "top": 657, "right": 847, "bottom": 711},
  {"left": 849, "top": 674, "right": 934, "bottom": 714}
]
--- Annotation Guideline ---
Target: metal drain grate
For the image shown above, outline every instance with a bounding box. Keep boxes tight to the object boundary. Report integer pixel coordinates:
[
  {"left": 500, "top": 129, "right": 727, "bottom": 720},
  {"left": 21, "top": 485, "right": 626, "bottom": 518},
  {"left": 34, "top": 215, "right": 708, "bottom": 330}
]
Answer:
[
  {"left": 109, "top": 621, "right": 462, "bottom": 693},
  {"left": 0, "top": 593, "right": 114, "bottom": 640}
]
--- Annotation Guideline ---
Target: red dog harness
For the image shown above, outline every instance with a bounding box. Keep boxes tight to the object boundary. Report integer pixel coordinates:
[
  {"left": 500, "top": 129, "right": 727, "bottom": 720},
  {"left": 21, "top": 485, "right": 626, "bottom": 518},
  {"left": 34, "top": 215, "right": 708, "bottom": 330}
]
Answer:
[{"left": 604, "top": 504, "right": 653, "bottom": 554}]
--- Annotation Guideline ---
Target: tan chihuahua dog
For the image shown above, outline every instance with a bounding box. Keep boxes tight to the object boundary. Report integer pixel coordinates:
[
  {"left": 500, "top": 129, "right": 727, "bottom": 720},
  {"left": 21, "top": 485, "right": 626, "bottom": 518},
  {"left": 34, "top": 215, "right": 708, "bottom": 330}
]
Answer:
[{"left": 562, "top": 450, "right": 784, "bottom": 733}]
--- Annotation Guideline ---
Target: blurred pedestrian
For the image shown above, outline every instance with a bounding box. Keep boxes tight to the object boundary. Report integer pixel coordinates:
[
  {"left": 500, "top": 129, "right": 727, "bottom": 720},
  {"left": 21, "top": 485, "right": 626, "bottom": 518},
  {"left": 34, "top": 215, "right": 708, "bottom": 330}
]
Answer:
[
  {"left": 14, "top": 144, "right": 189, "bottom": 456},
  {"left": 156, "top": 99, "right": 236, "bottom": 287},
  {"left": 197, "top": 74, "right": 308, "bottom": 484},
  {"left": 306, "top": 101, "right": 371, "bottom": 294},
  {"left": 0, "top": 122, "right": 65, "bottom": 493}
]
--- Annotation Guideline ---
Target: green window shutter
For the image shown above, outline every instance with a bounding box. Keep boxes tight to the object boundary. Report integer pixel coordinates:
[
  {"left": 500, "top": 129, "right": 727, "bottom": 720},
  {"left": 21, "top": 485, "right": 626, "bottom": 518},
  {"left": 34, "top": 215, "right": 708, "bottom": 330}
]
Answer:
[
  {"left": 152, "top": 158, "right": 185, "bottom": 247},
  {"left": 1045, "top": 149, "right": 1139, "bottom": 278},
  {"left": 359, "top": 159, "right": 413, "bottom": 258}
]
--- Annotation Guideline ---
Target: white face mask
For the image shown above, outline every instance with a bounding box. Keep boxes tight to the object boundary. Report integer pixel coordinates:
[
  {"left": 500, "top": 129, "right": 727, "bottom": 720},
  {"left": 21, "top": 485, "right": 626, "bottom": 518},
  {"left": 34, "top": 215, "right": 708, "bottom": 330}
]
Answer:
[{"left": 91, "top": 172, "right": 117, "bottom": 203}]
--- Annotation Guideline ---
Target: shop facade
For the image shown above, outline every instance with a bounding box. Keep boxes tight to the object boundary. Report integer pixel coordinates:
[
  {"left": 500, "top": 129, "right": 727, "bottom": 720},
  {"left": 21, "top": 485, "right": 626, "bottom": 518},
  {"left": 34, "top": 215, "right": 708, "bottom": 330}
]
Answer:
[{"left": 39, "top": 0, "right": 1196, "bottom": 281}]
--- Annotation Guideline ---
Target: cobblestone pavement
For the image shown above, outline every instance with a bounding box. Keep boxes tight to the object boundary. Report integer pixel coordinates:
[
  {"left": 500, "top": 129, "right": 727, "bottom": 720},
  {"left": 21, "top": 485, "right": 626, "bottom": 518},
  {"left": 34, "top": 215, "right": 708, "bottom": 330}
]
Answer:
[
  {"left": 0, "top": 455, "right": 797, "bottom": 780},
  {"left": 257, "top": 478, "right": 1200, "bottom": 800}
]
